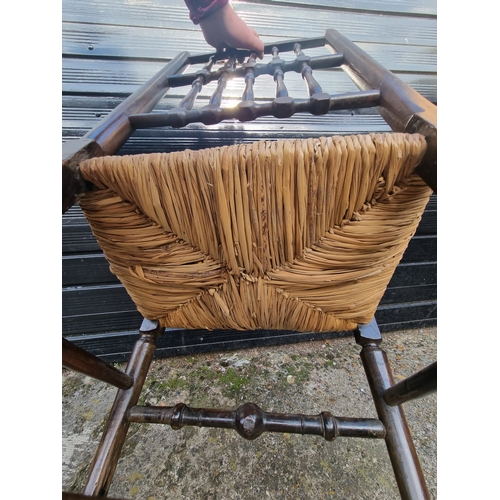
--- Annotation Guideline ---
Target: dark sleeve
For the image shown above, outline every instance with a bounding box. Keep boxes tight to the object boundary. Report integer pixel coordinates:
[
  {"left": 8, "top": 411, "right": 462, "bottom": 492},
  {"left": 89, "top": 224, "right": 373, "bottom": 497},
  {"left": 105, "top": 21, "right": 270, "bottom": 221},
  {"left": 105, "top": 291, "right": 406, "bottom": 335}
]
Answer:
[{"left": 184, "top": 0, "right": 229, "bottom": 25}]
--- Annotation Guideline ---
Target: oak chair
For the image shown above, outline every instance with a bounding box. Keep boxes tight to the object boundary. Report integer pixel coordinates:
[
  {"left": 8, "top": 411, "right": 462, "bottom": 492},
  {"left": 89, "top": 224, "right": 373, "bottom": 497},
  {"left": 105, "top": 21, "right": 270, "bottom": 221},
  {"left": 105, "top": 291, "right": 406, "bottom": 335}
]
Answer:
[{"left": 62, "top": 29, "right": 437, "bottom": 500}]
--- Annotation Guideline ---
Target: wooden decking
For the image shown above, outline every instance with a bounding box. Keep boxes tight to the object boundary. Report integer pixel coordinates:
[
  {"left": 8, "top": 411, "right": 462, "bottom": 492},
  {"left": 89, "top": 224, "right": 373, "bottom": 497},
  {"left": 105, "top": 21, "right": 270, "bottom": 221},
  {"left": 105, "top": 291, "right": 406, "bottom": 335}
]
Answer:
[{"left": 62, "top": 0, "right": 437, "bottom": 361}]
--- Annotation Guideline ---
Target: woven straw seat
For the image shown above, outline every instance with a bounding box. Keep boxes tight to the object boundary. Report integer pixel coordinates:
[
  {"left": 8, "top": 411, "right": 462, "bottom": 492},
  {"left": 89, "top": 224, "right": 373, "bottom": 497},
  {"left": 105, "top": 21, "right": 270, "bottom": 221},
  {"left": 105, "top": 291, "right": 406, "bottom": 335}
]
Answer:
[{"left": 78, "top": 132, "right": 432, "bottom": 333}]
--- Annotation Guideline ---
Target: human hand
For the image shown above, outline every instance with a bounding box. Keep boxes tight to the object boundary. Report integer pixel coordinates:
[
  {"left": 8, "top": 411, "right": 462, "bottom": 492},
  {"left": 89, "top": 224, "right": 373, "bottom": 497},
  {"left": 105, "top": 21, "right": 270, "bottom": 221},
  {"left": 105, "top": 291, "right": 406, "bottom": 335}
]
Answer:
[{"left": 199, "top": 3, "right": 264, "bottom": 58}]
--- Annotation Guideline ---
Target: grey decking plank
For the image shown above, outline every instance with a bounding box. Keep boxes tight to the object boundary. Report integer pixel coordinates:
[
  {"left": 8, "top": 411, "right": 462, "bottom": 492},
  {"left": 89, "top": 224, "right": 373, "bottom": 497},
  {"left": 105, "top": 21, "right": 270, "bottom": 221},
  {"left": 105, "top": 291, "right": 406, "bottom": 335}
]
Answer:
[
  {"left": 62, "top": 0, "right": 437, "bottom": 47},
  {"left": 63, "top": 22, "right": 437, "bottom": 73},
  {"left": 62, "top": 112, "right": 395, "bottom": 147},
  {"left": 62, "top": 235, "right": 436, "bottom": 285},
  {"left": 259, "top": 0, "right": 436, "bottom": 16}
]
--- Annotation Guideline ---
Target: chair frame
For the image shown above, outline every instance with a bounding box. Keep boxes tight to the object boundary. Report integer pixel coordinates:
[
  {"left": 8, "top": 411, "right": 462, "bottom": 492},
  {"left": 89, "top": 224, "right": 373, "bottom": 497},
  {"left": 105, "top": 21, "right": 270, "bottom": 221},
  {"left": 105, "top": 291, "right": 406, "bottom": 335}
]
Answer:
[{"left": 62, "top": 29, "right": 437, "bottom": 500}]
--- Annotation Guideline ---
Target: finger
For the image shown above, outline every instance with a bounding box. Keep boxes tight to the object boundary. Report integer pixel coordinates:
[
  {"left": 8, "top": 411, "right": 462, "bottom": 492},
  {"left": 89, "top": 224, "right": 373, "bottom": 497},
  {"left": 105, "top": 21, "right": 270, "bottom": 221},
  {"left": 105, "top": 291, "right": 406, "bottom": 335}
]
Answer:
[
  {"left": 226, "top": 32, "right": 264, "bottom": 59},
  {"left": 250, "top": 36, "right": 264, "bottom": 59},
  {"left": 246, "top": 33, "right": 264, "bottom": 58}
]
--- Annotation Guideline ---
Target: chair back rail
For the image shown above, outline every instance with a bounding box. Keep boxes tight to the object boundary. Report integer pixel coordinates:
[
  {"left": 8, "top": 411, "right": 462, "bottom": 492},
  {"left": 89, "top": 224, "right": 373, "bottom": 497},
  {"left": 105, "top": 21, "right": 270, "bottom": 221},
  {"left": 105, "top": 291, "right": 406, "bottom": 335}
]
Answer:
[{"left": 62, "top": 31, "right": 437, "bottom": 214}]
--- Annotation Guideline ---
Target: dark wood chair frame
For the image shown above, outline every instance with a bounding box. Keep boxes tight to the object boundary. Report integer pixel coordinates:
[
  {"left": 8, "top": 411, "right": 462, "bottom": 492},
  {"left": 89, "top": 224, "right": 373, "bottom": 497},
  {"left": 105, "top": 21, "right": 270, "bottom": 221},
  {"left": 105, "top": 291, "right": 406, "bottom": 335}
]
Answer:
[{"left": 62, "top": 29, "right": 437, "bottom": 500}]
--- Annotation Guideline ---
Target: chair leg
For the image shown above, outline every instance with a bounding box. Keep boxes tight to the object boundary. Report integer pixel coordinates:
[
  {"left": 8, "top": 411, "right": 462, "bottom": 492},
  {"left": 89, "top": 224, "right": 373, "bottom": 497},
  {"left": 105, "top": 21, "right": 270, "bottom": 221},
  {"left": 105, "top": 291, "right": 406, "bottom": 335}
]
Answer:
[
  {"left": 355, "top": 320, "right": 430, "bottom": 500},
  {"left": 383, "top": 362, "right": 437, "bottom": 407},
  {"left": 83, "top": 320, "right": 163, "bottom": 497},
  {"left": 63, "top": 337, "right": 134, "bottom": 390}
]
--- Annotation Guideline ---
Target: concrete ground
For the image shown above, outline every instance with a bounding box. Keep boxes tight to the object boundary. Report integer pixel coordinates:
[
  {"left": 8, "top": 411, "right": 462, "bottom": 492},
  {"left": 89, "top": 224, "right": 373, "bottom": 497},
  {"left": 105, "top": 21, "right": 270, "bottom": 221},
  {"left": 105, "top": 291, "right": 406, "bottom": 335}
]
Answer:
[{"left": 62, "top": 327, "right": 437, "bottom": 499}]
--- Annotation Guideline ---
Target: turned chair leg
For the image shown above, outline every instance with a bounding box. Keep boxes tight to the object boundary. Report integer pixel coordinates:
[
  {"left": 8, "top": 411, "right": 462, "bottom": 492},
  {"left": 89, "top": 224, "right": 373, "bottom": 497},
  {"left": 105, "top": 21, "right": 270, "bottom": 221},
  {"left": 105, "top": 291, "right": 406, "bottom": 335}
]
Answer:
[
  {"left": 83, "top": 320, "right": 163, "bottom": 497},
  {"left": 355, "top": 320, "right": 430, "bottom": 500}
]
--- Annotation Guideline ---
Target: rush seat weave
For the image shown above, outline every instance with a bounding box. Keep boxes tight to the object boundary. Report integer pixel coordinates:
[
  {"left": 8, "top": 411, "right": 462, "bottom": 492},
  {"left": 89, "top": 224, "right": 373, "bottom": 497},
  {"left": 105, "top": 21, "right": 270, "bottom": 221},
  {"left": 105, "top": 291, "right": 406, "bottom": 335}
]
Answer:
[{"left": 78, "top": 132, "right": 432, "bottom": 333}]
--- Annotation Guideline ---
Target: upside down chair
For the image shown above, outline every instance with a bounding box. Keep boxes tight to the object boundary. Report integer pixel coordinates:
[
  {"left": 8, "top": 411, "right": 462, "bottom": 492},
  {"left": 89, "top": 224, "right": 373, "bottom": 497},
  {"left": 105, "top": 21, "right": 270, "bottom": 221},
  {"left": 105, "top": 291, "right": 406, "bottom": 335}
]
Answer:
[{"left": 62, "top": 29, "right": 437, "bottom": 500}]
